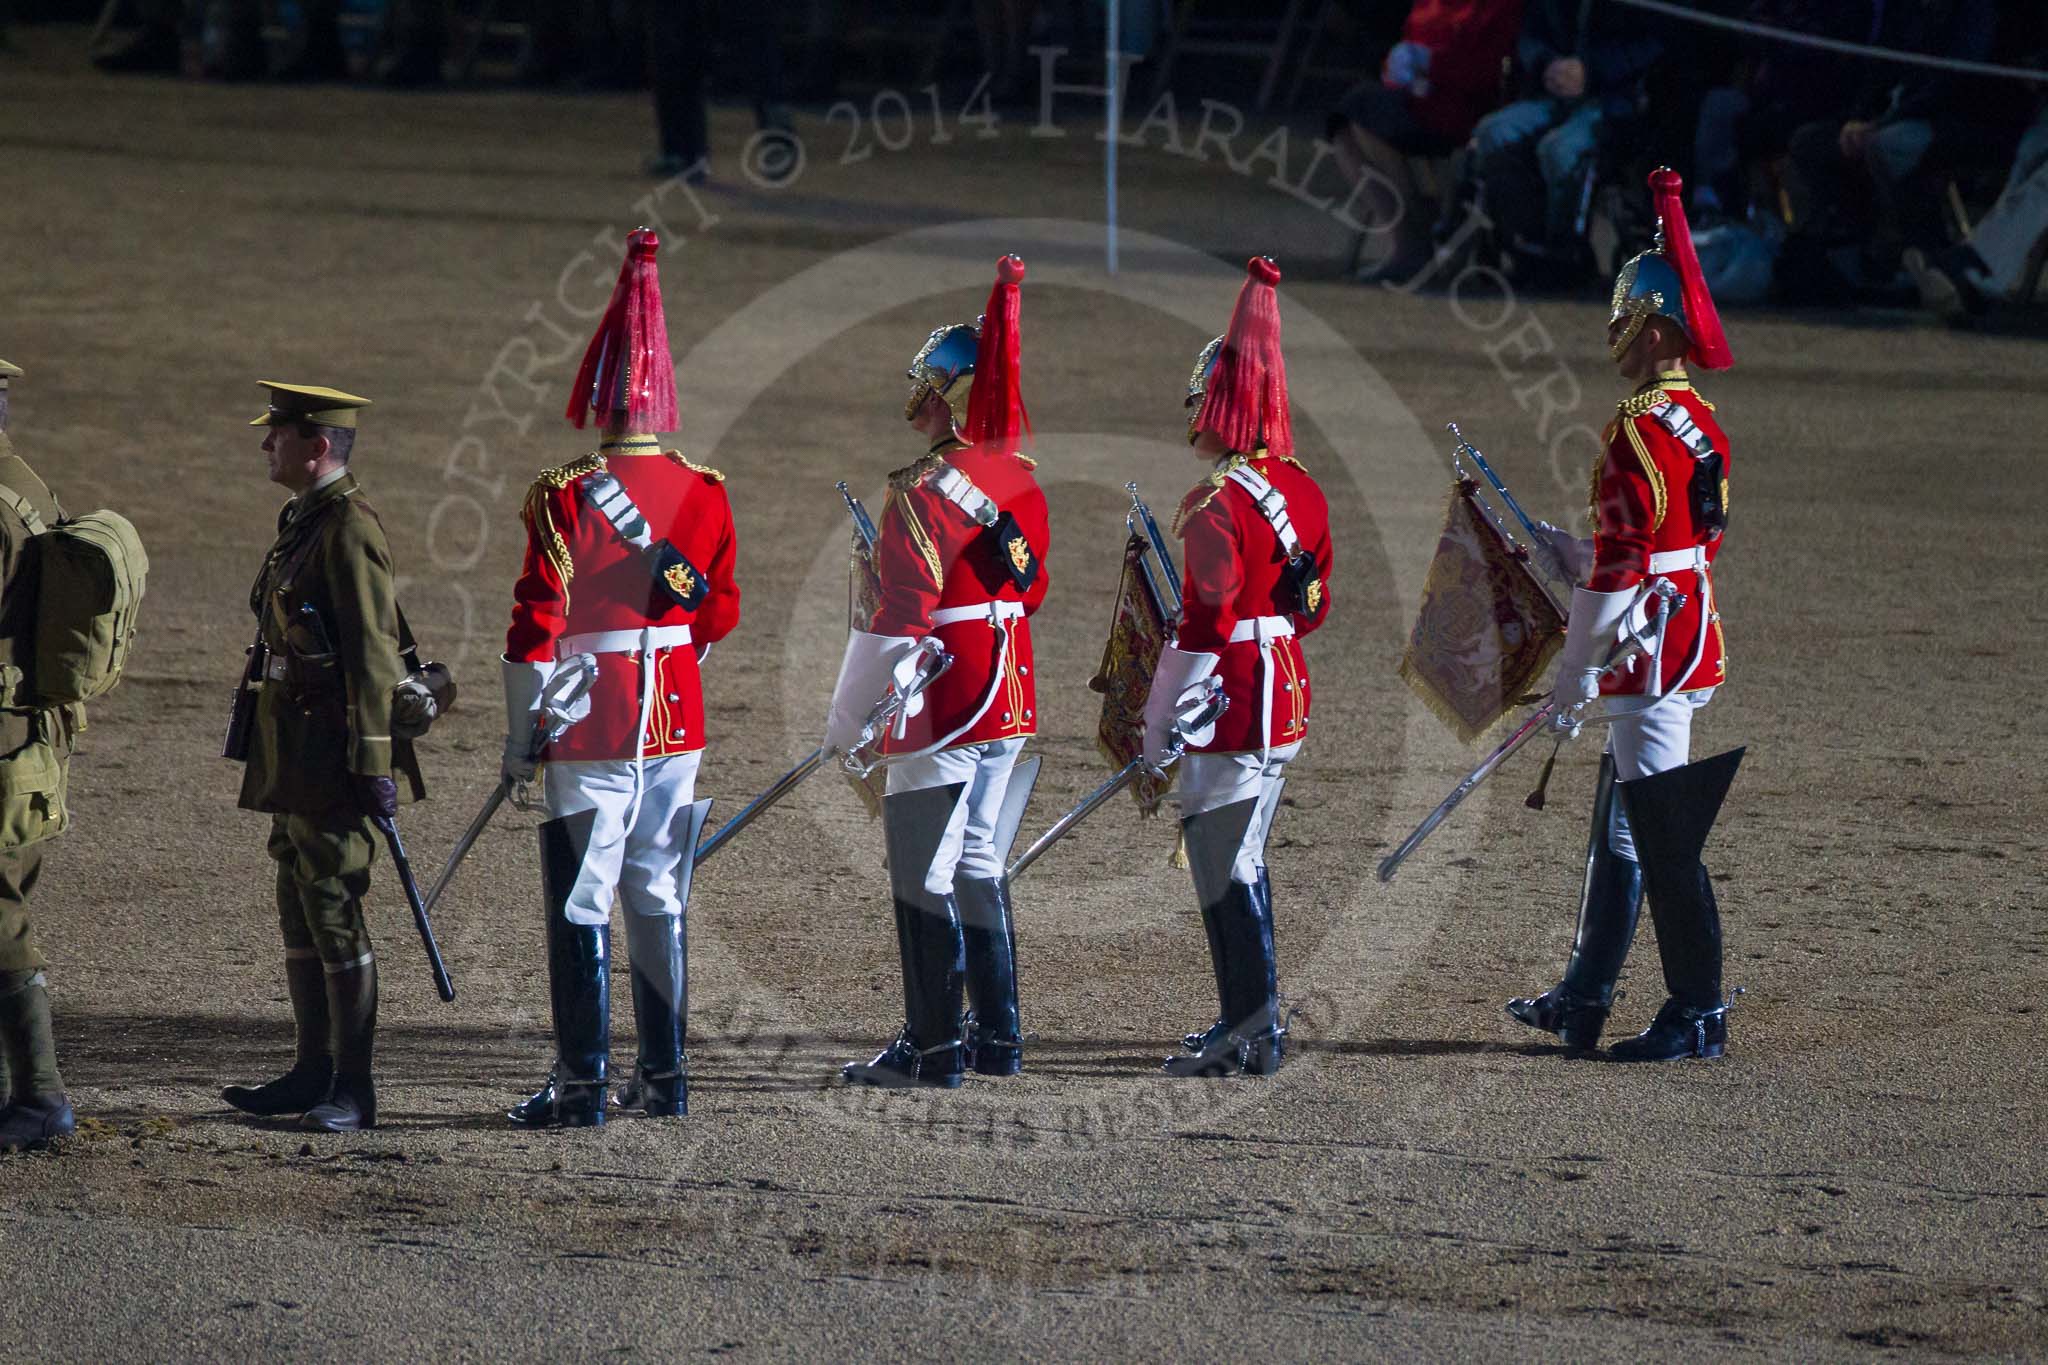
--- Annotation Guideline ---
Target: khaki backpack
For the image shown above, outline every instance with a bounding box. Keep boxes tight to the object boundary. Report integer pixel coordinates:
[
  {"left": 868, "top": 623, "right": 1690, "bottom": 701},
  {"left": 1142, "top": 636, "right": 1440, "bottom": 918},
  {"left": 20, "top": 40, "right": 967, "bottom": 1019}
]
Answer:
[{"left": 0, "top": 487, "right": 148, "bottom": 707}]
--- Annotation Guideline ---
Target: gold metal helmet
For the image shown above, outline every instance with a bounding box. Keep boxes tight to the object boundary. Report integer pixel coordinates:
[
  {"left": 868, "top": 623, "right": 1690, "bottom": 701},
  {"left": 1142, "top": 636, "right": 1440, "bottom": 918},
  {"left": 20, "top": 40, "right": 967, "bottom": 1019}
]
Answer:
[{"left": 904, "top": 319, "right": 982, "bottom": 422}]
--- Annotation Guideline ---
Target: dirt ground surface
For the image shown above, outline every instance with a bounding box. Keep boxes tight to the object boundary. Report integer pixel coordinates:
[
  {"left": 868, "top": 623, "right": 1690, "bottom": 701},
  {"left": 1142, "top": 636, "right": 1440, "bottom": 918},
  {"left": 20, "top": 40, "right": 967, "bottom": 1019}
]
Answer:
[{"left": 3, "top": 25, "right": 2045, "bottom": 1362}]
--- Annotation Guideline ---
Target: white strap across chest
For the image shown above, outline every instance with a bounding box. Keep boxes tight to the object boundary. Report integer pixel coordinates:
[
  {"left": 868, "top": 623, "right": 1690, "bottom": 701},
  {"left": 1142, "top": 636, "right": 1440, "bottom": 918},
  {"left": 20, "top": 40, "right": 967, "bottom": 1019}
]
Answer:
[
  {"left": 1646, "top": 400, "right": 1720, "bottom": 462},
  {"left": 928, "top": 462, "right": 1001, "bottom": 528},
  {"left": 582, "top": 468, "right": 658, "bottom": 551},
  {"left": 1222, "top": 466, "right": 1302, "bottom": 557}
]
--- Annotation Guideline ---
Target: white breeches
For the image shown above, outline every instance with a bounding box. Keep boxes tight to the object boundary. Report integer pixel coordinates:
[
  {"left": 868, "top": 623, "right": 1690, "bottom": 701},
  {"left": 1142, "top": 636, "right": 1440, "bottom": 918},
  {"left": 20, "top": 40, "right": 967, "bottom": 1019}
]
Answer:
[
  {"left": 885, "top": 737, "right": 1027, "bottom": 896},
  {"left": 1605, "top": 688, "right": 1714, "bottom": 861},
  {"left": 544, "top": 751, "right": 702, "bottom": 926},
  {"left": 1180, "top": 741, "right": 1302, "bottom": 885}
]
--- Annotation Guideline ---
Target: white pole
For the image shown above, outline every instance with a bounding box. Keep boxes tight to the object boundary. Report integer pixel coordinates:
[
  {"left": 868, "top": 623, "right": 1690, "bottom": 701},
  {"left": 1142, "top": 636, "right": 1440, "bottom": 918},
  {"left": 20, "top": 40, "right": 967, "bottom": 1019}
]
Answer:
[{"left": 1106, "top": 0, "right": 1121, "bottom": 275}]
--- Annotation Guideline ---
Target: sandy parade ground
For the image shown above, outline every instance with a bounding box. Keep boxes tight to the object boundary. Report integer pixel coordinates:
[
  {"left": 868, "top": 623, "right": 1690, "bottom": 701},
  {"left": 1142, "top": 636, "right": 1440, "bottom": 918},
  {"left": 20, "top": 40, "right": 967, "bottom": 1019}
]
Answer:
[{"left": 2, "top": 24, "right": 2045, "bottom": 1361}]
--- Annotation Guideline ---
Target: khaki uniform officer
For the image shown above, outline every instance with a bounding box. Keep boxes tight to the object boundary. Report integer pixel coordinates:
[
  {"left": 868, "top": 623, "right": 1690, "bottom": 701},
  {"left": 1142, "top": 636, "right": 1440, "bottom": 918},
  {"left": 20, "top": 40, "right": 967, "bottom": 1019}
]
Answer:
[
  {"left": 224, "top": 383, "right": 423, "bottom": 1133},
  {"left": 0, "top": 359, "right": 78, "bottom": 1153}
]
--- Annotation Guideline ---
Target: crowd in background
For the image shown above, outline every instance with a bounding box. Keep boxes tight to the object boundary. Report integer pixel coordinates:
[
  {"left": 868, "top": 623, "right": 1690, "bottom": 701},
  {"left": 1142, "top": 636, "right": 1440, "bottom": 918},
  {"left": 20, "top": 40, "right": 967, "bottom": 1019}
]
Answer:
[
  {"left": 40, "top": 0, "right": 2048, "bottom": 322},
  {"left": 1328, "top": 0, "right": 2048, "bottom": 321}
]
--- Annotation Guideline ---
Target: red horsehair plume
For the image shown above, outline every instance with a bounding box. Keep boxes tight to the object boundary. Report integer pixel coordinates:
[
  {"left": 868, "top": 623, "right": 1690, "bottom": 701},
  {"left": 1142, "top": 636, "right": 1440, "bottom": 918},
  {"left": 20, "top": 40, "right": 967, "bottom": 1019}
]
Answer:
[
  {"left": 566, "top": 228, "right": 681, "bottom": 432},
  {"left": 962, "top": 254, "right": 1032, "bottom": 450},
  {"left": 1648, "top": 168, "right": 1733, "bottom": 371},
  {"left": 1197, "top": 256, "right": 1294, "bottom": 458}
]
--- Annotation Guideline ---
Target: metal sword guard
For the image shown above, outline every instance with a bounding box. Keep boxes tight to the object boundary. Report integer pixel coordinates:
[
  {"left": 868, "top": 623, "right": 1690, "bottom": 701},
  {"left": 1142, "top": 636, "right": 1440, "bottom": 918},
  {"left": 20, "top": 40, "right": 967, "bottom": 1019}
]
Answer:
[{"left": 840, "top": 638, "right": 955, "bottom": 778}]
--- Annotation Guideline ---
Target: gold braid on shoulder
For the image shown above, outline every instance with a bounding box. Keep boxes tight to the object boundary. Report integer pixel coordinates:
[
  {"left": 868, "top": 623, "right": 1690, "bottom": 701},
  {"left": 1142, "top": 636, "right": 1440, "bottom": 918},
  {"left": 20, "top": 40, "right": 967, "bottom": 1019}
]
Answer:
[
  {"left": 525, "top": 452, "right": 603, "bottom": 603},
  {"left": 667, "top": 450, "right": 725, "bottom": 482},
  {"left": 1618, "top": 387, "right": 1669, "bottom": 420},
  {"left": 1173, "top": 453, "right": 1248, "bottom": 537},
  {"left": 888, "top": 453, "right": 944, "bottom": 493}
]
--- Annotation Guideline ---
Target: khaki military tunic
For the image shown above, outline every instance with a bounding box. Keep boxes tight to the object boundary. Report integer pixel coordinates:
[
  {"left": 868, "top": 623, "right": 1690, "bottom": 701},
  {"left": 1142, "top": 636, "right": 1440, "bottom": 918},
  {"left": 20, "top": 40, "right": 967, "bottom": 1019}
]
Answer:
[
  {"left": 238, "top": 470, "right": 423, "bottom": 820},
  {"left": 238, "top": 469, "right": 422, "bottom": 967},
  {"left": 0, "top": 431, "right": 69, "bottom": 975}
]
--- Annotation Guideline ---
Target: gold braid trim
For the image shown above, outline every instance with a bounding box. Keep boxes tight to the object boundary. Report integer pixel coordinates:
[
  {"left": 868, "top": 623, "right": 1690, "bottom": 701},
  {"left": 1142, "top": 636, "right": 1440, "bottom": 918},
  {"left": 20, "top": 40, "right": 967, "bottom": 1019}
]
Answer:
[
  {"left": 521, "top": 480, "right": 575, "bottom": 612},
  {"left": 524, "top": 452, "right": 601, "bottom": 606},
  {"left": 1587, "top": 429, "right": 1612, "bottom": 523},
  {"left": 1621, "top": 416, "right": 1668, "bottom": 532},
  {"left": 667, "top": 450, "right": 725, "bottom": 481},
  {"left": 1013, "top": 452, "right": 1038, "bottom": 469},
  {"left": 1172, "top": 453, "right": 1249, "bottom": 537},
  {"left": 888, "top": 453, "right": 944, "bottom": 493},
  {"left": 889, "top": 491, "right": 945, "bottom": 590},
  {"left": 1618, "top": 387, "right": 1669, "bottom": 419},
  {"left": 538, "top": 451, "right": 605, "bottom": 489}
]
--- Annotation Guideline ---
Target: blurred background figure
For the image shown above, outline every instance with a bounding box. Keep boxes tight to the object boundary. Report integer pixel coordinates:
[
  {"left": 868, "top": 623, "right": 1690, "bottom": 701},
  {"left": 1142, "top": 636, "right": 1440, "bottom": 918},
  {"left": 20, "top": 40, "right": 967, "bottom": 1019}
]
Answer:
[
  {"left": 1687, "top": 0, "right": 1874, "bottom": 224},
  {"left": 1907, "top": 95, "right": 2048, "bottom": 318},
  {"left": 1327, "top": 0, "right": 1525, "bottom": 281},
  {"left": 1776, "top": 0, "right": 2002, "bottom": 300},
  {"left": 646, "top": 0, "right": 794, "bottom": 180},
  {"left": 1462, "top": 0, "right": 1663, "bottom": 283}
]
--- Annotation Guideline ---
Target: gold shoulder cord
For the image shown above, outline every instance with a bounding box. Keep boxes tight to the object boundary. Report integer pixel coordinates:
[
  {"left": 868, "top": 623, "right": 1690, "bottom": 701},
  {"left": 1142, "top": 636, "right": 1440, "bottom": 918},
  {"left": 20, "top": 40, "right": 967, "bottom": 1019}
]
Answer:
[
  {"left": 667, "top": 450, "right": 725, "bottom": 482},
  {"left": 1618, "top": 387, "right": 1668, "bottom": 420},
  {"left": 1172, "top": 453, "right": 1248, "bottom": 537},
  {"left": 888, "top": 453, "right": 943, "bottom": 493},
  {"left": 524, "top": 451, "right": 604, "bottom": 604},
  {"left": 1619, "top": 416, "right": 1669, "bottom": 532}
]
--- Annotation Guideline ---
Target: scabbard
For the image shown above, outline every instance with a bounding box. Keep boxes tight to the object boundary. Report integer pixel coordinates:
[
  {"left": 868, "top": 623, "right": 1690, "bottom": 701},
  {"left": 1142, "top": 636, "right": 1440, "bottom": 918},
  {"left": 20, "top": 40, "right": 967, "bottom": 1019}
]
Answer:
[{"left": 373, "top": 813, "right": 457, "bottom": 1003}]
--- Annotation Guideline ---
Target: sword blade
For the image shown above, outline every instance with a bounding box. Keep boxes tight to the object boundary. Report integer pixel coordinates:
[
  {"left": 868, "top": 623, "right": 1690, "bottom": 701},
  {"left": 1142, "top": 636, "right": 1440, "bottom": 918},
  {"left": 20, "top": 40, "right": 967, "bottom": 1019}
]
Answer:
[
  {"left": 694, "top": 746, "right": 830, "bottom": 868},
  {"left": 1007, "top": 758, "right": 1146, "bottom": 882},
  {"left": 424, "top": 779, "right": 511, "bottom": 913},
  {"left": 1377, "top": 702, "right": 1556, "bottom": 884}
]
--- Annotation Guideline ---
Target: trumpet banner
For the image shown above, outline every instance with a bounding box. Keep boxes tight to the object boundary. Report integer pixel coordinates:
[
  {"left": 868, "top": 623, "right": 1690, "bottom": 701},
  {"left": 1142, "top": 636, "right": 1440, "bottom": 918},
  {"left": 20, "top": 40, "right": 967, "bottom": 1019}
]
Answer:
[
  {"left": 848, "top": 533, "right": 882, "bottom": 629},
  {"left": 1090, "top": 534, "right": 1173, "bottom": 815},
  {"left": 1399, "top": 485, "right": 1566, "bottom": 744}
]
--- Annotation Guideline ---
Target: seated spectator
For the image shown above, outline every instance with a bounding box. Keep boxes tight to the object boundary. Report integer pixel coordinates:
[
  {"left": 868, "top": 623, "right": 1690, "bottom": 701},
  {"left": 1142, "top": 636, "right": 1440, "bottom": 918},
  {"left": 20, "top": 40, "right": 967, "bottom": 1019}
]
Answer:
[
  {"left": 1327, "top": 0, "right": 1526, "bottom": 280},
  {"left": 1462, "top": 0, "right": 1662, "bottom": 280},
  {"left": 1690, "top": 0, "right": 1874, "bottom": 222},
  {"left": 1907, "top": 98, "right": 2048, "bottom": 317},
  {"left": 1780, "top": 0, "right": 1999, "bottom": 295}
]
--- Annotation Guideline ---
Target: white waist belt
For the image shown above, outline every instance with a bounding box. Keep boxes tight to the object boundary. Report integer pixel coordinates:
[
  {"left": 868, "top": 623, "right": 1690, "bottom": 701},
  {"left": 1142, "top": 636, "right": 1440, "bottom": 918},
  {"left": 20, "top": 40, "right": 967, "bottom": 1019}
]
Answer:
[
  {"left": 558, "top": 624, "right": 693, "bottom": 657},
  {"left": 1648, "top": 547, "right": 1708, "bottom": 575},
  {"left": 929, "top": 600, "right": 1027, "bottom": 628},
  {"left": 1227, "top": 615, "right": 1295, "bottom": 643}
]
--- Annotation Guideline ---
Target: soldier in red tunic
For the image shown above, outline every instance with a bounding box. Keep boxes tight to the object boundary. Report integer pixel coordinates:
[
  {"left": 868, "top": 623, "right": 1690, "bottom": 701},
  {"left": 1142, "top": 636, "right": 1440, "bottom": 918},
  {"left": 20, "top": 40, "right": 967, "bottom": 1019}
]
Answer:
[
  {"left": 1509, "top": 169, "right": 1741, "bottom": 1062},
  {"left": 826, "top": 255, "right": 1049, "bottom": 1088},
  {"left": 500, "top": 229, "right": 741, "bottom": 1125},
  {"left": 1143, "top": 257, "right": 1334, "bottom": 1078}
]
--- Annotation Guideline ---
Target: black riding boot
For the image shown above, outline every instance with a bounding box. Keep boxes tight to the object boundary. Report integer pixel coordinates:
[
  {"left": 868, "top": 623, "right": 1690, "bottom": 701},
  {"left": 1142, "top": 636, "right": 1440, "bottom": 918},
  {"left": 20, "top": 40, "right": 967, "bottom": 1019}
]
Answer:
[
  {"left": 1508, "top": 752, "right": 1643, "bottom": 1050},
  {"left": 224, "top": 954, "right": 334, "bottom": 1115},
  {"left": 624, "top": 911, "right": 688, "bottom": 1116},
  {"left": 1609, "top": 749, "right": 1745, "bottom": 1062},
  {"left": 512, "top": 808, "right": 610, "bottom": 1125},
  {"left": 1166, "top": 799, "right": 1274, "bottom": 1077},
  {"left": 1181, "top": 872, "right": 1235, "bottom": 1054},
  {"left": 302, "top": 956, "right": 377, "bottom": 1132},
  {"left": 844, "top": 785, "right": 967, "bottom": 1089},
  {"left": 957, "top": 876, "right": 1023, "bottom": 1076},
  {"left": 1238, "top": 867, "right": 1286, "bottom": 1075}
]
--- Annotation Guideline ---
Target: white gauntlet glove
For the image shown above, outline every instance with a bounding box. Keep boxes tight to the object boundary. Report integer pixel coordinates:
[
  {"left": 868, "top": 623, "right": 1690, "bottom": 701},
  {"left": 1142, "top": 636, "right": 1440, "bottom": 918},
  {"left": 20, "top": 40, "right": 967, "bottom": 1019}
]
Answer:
[
  {"left": 501, "top": 657, "right": 551, "bottom": 783},
  {"left": 825, "top": 630, "right": 921, "bottom": 752},
  {"left": 1548, "top": 586, "right": 1633, "bottom": 739},
  {"left": 1142, "top": 646, "right": 1220, "bottom": 772}
]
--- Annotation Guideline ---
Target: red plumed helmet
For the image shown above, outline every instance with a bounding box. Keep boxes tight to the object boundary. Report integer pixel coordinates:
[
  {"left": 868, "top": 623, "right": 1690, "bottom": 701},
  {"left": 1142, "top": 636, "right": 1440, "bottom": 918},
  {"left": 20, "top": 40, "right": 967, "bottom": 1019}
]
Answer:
[
  {"left": 962, "top": 254, "right": 1031, "bottom": 450},
  {"left": 1195, "top": 257, "right": 1294, "bottom": 458},
  {"left": 565, "top": 228, "right": 681, "bottom": 432},
  {"left": 1648, "top": 168, "right": 1733, "bottom": 370}
]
